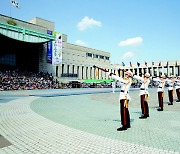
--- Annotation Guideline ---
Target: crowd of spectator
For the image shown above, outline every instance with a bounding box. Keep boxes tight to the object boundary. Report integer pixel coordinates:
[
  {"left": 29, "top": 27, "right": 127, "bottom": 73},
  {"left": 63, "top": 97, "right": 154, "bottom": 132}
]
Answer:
[
  {"left": 0, "top": 70, "right": 59, "bottom": 91},
  {"left": 0, "top": 70, "right": 158, "bottom": 91}
]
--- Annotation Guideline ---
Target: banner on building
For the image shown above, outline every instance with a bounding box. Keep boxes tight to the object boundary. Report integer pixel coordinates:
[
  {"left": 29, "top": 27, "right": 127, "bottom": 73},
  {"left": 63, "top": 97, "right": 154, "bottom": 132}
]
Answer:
[
  {"left": 52, "top": 32, "right": 63, "bottom": 65},
  {"left": 47, "top": 30, "right": 53, "bottom": 64}
]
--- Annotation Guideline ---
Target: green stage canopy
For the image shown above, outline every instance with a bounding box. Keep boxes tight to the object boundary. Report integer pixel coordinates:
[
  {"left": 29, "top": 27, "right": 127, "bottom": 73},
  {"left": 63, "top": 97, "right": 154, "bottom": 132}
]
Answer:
[{"left": 84, "top": 79, "right": 113, "bottom": 83}]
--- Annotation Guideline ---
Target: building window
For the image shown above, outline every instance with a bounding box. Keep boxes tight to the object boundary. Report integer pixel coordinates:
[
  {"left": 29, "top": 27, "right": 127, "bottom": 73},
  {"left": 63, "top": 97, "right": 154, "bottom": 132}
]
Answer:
[
  {"left": 93, "top": 54, "right": 99, "bottom": 58},
  {"left": 105, "top": 56, "right": 109, "bottom": 60},
  {"left": 100, "top": 55, "right": 104, "bottom": 59},
  {"left": 87, "top": 53, "right": 92, "bottom": 57}
]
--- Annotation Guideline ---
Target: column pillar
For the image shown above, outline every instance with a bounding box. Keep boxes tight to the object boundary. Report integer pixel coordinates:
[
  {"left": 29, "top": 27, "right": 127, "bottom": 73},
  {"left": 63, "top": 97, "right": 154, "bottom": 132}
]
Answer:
[
  {"left": 137, "top": 68, "right": 139, "bottom": 76},
  {"left": 69, "top": 65, "right": 72, "bottom": 74},
  {"left": 79, "top": 66, "right": 82, "bottom": 80},
  {"left": 168, "top": 65, "right": 170, "bottom": 77},
  {"left": 173, "top": 66, "right": 175, "bottom": 76},
  {"left": 64, "top": 64, "right": 67, "bottom": 74},
  {"left": 157, "top": 67, "right": 159, "bottom": 76},
  {"left": 151, "top": 66, "right": 154, "bottom": 76}
]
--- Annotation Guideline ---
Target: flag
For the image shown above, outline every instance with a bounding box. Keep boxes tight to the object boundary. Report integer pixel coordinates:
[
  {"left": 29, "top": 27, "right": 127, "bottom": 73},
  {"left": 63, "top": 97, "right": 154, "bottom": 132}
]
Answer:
[
  {"left": 130, "top": 61, "right": 132, "bottom": 67},
  {"left": 166, "top": 62, "right": 168, "bottom": 67},
  {"left": 137, "top": 62, "right": 140, "bottom": 67},
  {"left": 145, "top": 61, "right": 147, "bottom": 66},
  {"left": 122, "top": 62, "right": 125, "bottom": 67},
  {"left": 152, "top": 62, "right": 154, "bottom": 65},
  {"left": 11, "top": 0, "right": 19, "bottom": 8},
  {"left": 159, "top": 62, "right": 161, "bottom": 66}
]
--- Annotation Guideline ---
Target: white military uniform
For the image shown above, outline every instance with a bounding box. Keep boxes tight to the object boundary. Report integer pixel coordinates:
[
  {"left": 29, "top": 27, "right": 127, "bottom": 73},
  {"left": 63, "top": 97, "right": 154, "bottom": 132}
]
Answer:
[
  {"left": 175, "top": 78, "right": 180, "bottom": 102},
  {"left": 109, "top": 73, "right": 132, "bottom": 130},
  {"left": 166, "top": 78, "right": 175, "bottom": 105},
  {"left": 133, "top": 75, "right": 150, "bottom": 118},
  {"left": 133, "top": 75, "right": 150, "bottom": 96},
  {"left": 166, "top": 78, "right": 174, "bottom": 90},
  {"left": 153, "top": 77, "right": 167, "bottom": 111},
  {"left": 153, "top": 78, "right": 167, "bottom": 92},
  {"left": 111, "top": 74, "right": 132, "bottom": 100},
  {"left": 112, "top": 81, "right": 116, "bottom": 93},
  {"left": 175, "top": 79, "right": 180, "bottom": 90}
]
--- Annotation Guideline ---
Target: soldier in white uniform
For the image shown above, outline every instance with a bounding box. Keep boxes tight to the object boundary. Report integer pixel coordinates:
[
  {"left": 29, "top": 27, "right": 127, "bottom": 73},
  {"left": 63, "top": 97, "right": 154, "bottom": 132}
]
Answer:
[
  {"left": 108, "top": 71, "right": 133, "bottom": 131},
  {"left": 166, "top": 75, "right": 175, "bottom": 105},
  {"left": 111, "top": 81, "right": 116, "bottom": 93},
  {"left": 153, "top": 75, "right": 167, "bottom": 111},
  {"left": 133, "top": 73, "right": 151, "bottom": 119},
  {"left": 175, "top": 76, "right": 180, "bottom": 102}
]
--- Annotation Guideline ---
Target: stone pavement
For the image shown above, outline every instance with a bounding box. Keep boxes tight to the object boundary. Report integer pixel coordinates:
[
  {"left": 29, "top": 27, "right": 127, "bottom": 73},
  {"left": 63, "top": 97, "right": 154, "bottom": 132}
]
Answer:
[{"left": 0, "top": 88, "right": 180, "bottom": 154}]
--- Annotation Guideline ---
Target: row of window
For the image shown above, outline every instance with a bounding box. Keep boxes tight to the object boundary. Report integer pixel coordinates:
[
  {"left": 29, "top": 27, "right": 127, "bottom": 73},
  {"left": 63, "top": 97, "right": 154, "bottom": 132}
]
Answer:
[{"left": 86, "top": 53, "right": 109, "bottom": 60}]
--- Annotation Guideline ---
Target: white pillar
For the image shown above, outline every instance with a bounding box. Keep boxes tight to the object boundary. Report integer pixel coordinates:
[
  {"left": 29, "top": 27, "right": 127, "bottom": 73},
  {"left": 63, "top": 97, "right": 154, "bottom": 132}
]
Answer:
[
  {"left": 157, "top": 67, "right": 159, "bottom": 76},
  {"left": 69, "top": 65, "right": 72, "bottom": 74},
  {"left": 173, "top": 66, "right": 175, "bottom": 76},
  {"left": 88, "top": 66, "right": 91, "bottom": 79},
  {"left": 137, "top": 68, "right": 139, "bottom": 76},
  {"left": 168, "top": 65, "right": 170, "bottom": 77},
  {"left": 64, "top": 64, "right": 67, "bottom": 74},
  {"left": 151, "top": 66, "right": 154, "bottom": 76},
  {"left": 79, "top": 66, "right": 82, "bottom": 80}
]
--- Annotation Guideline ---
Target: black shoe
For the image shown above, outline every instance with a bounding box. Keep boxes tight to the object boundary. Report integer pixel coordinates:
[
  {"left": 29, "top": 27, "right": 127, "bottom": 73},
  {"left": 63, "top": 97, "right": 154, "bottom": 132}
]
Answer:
[
  {"left": 168, "top": 103, "right": 173, "bottom": 105},
  {"left": 126, "top": 125, "right": 131, "bottom": 128},
  {"left": 139, "top": 115, "right": 147, "bottom": 119},
  {"left": 176, "top": 100, "right": 180, "bottom": 102},
  {"left": 157, "top": 108, "right": 163, "bottom": 111},
  {"left": 146, "top": 114, "right": 149, "bottom": 117},
  {"left": 117, "top": 126, "right": 127, "bottom": 131}
]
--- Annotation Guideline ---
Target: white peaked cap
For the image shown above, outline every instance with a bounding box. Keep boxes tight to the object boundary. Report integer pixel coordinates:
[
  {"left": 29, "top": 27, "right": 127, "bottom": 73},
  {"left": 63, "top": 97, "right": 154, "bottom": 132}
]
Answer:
[
  {"left": 125, "top": 71, "right": 133, "bottom": 77},
  {"left": 145, "top": 73, "right": 150, "bottom": 77}
]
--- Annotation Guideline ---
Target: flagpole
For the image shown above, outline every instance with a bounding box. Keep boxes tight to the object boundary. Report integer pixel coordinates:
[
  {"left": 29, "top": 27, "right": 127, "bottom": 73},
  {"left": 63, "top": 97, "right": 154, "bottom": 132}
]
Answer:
[{"left": 9, "top": 0, "right": 12, "bottom": 18}]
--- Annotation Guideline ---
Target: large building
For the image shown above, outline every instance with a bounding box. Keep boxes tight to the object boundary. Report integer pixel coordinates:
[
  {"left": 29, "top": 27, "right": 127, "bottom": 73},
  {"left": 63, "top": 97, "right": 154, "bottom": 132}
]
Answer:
[
  {"left": 0, "top": 14, "right": 180, "bottom": 84},
  {"left": 0, "top": 14, "right": 114, "bottom": 83}
]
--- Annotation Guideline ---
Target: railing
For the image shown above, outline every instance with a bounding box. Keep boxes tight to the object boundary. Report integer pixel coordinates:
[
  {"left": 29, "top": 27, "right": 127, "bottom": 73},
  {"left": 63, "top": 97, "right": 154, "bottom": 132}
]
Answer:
[{"left": 0, "top": 22, "right": 55, "bottom": 43}]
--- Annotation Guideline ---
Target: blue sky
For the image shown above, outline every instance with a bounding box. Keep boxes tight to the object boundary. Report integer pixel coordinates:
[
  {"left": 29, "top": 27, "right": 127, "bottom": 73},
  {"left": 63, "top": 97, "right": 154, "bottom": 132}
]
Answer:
[{"left": 1, "top": 0, "right": 180, "bottom": 66}]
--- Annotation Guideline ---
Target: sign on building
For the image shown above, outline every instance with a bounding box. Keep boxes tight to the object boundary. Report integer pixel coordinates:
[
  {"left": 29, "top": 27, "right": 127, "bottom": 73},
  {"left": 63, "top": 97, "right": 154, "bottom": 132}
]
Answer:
[{"left": 52, "top": 32, "right": 63, "bottom": 65}]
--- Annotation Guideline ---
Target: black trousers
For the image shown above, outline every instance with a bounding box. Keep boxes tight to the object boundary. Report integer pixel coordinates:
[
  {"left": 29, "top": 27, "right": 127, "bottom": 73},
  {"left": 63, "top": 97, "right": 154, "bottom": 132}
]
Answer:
[
  {"left": 158, "top": 92, "right": 163, "bottom": 109},
  {"left": 140, "top": 94, "right": 149, "bottom": 116},
  {"left": 168, "top": 90, "right": 173, "bottom": 103},
  {"left": 120, "top": 99, "right": 130, "bottom": 127},
  {"left": 176, "top": 88, "right": 180, "bottom": 100}
]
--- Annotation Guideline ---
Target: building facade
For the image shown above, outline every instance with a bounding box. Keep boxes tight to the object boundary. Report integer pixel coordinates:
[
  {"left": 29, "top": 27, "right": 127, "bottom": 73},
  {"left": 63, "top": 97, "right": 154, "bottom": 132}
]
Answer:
[{"left": 0, "top": 14, "right": 180, "bottom": 83}]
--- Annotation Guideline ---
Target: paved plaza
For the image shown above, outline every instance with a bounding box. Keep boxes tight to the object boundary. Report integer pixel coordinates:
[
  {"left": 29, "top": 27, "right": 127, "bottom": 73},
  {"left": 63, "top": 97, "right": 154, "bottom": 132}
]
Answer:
[{"left": 0, "top": 88, "right": 180, "bottom": 154}]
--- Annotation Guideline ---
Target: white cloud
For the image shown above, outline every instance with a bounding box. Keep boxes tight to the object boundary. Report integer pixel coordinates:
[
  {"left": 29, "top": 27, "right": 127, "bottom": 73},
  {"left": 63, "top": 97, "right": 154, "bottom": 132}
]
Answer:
[
  {"left": 122, "top": 52, "right": 134, "bottom": 59},
  {"left": 77, "top": 16, "right": 102, "bottom": 31},
  {"left": 118, "top": 37, "right": 143, "bottom": 47},
  {"left": 75, "top": 40, "right": 87, "bottom": 46}
]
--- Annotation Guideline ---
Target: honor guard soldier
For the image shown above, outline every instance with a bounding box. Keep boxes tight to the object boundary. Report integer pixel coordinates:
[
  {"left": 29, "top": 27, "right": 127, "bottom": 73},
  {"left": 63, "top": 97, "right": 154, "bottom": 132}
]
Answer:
[
  {"left": 133, "top": 73, "right": 151, "bottom": 119},
  {"left": 175, "top": 76, "right": 180, "bottom": 102},
  {"left": 153, "top": 75, "right": 167, "bottom": 111},
  {"left": 108, "top": 71, "right": 133, "bottom": 131},
  {"left": 166, "top": 75, "right": 175, "bottom": 105},
  {"left": 111, "top": 81, "right": 116, "bottom": 93}
]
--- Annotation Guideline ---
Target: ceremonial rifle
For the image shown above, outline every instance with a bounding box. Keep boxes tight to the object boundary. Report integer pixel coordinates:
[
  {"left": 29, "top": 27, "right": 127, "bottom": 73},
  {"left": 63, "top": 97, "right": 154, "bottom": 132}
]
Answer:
[{"left": 93, "top": 65, "right": 109, "bottom": 73}]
